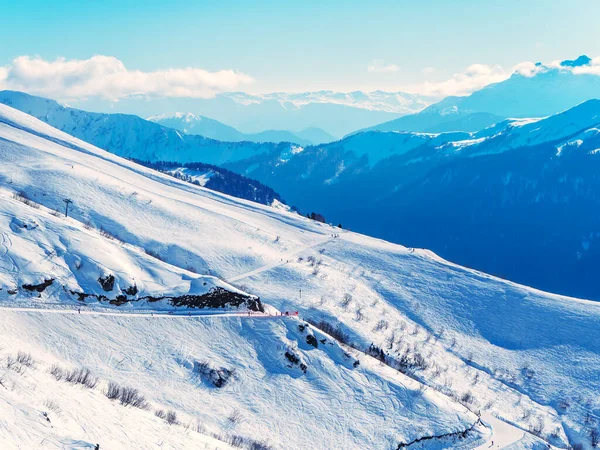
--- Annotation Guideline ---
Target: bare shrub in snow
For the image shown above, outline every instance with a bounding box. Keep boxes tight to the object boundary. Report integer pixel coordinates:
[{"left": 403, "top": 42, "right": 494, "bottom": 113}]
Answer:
[
  {"left": 16, "top": 352, "right": 35, "bottom": 368},
  {"left": 218, "top": 434, "right": 274, "bottom": 450},
  {"left": 5, "top": 357, "right": 21, "bottom": 373},
  {"left": 460, "top": 391, "right": 474, "bottom": 406},
  {"left": 165, "top": 410, "right": 179, "bottom": 425},
  {"left": 306, "top": 319, "right": 350, "bottom": 345},
  {"left": 6, "top": 352, "right": 35, "bottom": 372},
  {"left": 49, "top": 364, "right": 65, "bottom": 380},
  {"left": 105, "top": 381, "right": 122, "bottom": 400},
  {"left": 13, "top": 191, "right": 40, "bottom": 209},
  {"left": 98, "top": 226, "right": 119, "bottom": 241},
  {"left": 64, "top": 367, "right": 99, "bottom": 389},
  {"left": 194, "top": 421, "right": 207, "bottom": 434},
  {"left": 373, "top": 320, "right": 388, "bottom": 332},
  {"left": 118, "top": 386, "right": 150, "bottom": 409},
  {"left": 155, "top": 409, "right": 166, "bottom": 419},
  {"left": 354, "top": 307, "right": 364, "bottom": 322},
  {"left": 228, "top": 409, "right": 243, "bottom": 425},
  {"left": 340, "top": 293, "right": 352, "bottom": 308}
]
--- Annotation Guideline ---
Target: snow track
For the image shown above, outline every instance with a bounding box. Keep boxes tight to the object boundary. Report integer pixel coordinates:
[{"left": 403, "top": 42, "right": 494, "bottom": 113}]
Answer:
[
  {"left": 474, "top": 413, "right": 526, "bottom": 449},
  {"left": 0, "top": 306, "right": 296, "bottom": 319},
  {"left": 227, "top": 235, "right": 335, "bottom": 282}
]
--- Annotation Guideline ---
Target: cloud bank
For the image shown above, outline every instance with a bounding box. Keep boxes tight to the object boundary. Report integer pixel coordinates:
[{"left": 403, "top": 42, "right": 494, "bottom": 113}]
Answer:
[
  {"left": 0, "top": 55, "right": 254, "bottom": 101},
  {"left": 412, "top": 57, "right": 600, "bottom": 97},
  {"left": 367, "top": 59, "right": 400, "bottom": 73},
  {"left": 1, "top": 54, "right": 599, "bottom": 102}
]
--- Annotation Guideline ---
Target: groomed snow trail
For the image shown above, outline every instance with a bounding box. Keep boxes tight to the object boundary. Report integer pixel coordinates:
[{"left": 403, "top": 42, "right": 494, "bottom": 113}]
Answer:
[
  {"left": 474, "top": 413, "right": 525, "bottom": 449},
  {"left": 0, "top": 306, "right": 298, "bottom": 319},
  {"left": 226, "top": 235, "right": 335, "bottom": 283}
]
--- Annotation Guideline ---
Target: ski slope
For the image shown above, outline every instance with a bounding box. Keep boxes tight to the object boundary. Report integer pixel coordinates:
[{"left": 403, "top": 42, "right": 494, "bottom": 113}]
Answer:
[{"left": 0, "top": 103, "right": 598, "bottom": 448}]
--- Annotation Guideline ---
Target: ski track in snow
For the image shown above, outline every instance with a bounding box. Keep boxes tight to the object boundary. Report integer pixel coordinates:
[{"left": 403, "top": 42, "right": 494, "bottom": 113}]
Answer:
[
  {"left": 226, "top": 235, "right": 335, "bottom": 283},
  {"left": 474, "top": 413, "right": 525, "bottom": 449},
  {"left": 0, "top": 306, "right": 296, "bottom": 320}
]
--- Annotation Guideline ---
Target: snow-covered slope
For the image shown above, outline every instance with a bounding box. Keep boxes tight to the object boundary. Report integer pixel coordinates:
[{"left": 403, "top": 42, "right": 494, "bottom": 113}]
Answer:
[
  {"left": 0, "top": 102, "right": 599, "bottom": 448},
  {"left": 355, "top": 108, "right": 505, "bottom": 135},
  {"left": 224, "top": 100, "right": 600, "bottom": 301},
  {"left": 0, "top": 90, "right": 289, "bottom": 166},
  {"left": 0, "top": 102, "right": 487, "bottom": 450},
  {"left": 148, "top": 112, "right": 336, "bottom": 145}
]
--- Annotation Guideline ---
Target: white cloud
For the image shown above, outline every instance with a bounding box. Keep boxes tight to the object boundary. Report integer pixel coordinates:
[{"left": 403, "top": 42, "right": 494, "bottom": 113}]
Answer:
[
  {"left": 367, "top": 59, "right": 400, "bottom": 73},
  {"left": 412, "top": 55, "right": 600, "bottom": 97},
  {"left": 422, "top": 67, "right": 435, "bottom": 75},
  {"left": 0, "top": 55, "right": 254, "bottom": 101},
  {"left": 415, "top": 63, "right": 511, "bottom": 97},
  {"left": 572, "top": 56, "right": 600, "bottom": 75}
]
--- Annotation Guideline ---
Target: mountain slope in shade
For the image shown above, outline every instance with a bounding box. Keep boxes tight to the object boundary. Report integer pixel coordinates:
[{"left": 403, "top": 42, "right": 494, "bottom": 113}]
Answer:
[
  {"left": 0, "top": 90, "right": 289, "bottom": 167},
  {"left": 225, "top": 100, "right": 600, "bottom": 301},
  {"left": 0, "top": 102, "right": 597, "bottom": 449},
  {"left": 355, "top": 109, "right": 504, "bottom": 135}
]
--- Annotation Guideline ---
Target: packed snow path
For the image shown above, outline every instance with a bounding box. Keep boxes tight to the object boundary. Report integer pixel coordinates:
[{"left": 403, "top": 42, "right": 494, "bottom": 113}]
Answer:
[
  {"left": 226, "top": 235, "right": 336, "bottom": 283},
  {"left": 474, "top": 413, "right": 525, "bottom": 449},
  {"left": 0, "top": 306, "right": 298, "bottom": 319}
]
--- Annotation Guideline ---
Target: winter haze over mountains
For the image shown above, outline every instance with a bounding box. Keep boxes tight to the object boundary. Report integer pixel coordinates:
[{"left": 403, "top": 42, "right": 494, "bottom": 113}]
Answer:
[{"left": 2, "top": 1, "right": 600, "bottom": 449}]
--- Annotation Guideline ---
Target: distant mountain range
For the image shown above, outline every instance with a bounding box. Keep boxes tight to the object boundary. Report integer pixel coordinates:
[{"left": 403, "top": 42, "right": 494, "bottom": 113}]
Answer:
[
  {"left": 66, "top": 90, "right": 436, "bottom": 138},
  {"left": 360, "top": 55, "right": 600, "bottom": 135},
  {"left": 147, "top": 112, "right": 336, "bottom": 145}
]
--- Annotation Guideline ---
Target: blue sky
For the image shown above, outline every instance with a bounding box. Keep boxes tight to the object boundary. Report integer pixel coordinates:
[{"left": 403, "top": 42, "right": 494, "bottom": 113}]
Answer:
[{"left": 1, "top": 0, "right": 599, "bottom": 95}]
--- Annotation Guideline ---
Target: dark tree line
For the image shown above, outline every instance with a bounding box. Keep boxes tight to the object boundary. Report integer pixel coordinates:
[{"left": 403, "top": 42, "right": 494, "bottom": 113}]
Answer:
[{"left": 131, "top": 159, "right": 285, "bottom": 206}]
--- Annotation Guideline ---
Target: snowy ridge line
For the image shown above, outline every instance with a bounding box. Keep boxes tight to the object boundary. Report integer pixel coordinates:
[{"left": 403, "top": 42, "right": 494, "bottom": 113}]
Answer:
[{"left": 410, "top": 247, "right": 600, "bottom": 308}]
